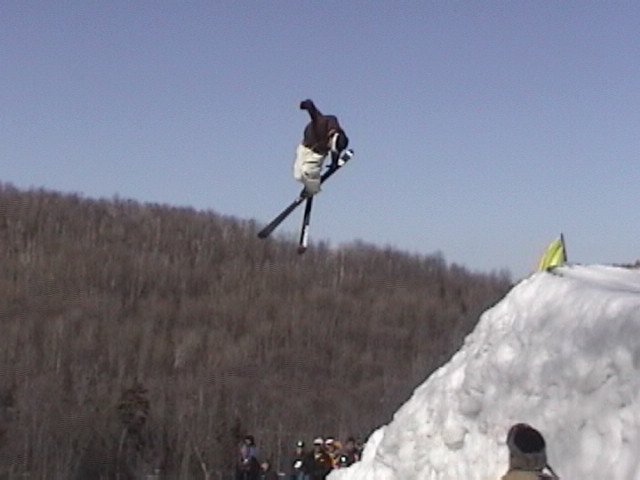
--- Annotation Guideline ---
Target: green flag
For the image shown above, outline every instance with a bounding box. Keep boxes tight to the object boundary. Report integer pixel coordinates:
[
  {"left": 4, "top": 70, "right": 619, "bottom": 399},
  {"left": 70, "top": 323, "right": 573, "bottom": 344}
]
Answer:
[{"left": 538, "top": 234, "right": 567, "bottom": 271}]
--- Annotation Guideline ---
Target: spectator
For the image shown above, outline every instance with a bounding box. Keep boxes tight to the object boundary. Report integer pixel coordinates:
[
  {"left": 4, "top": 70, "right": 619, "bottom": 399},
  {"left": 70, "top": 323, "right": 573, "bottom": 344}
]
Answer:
[
  {"left": 337, "top": 436, "right": 359, "bottom": 467},
  {"left": 236, "top": 435, "right": 261, "bottom": 480},
  {"left": 324, "top": 437, "right": 339, "bottom": 468},
  {"left": 260, "top": 460, "right": 279, "bottom": 480},
  {"left": 502, "top": 424, "right": 559, "bottom": 480},
  {"left": 288, "top": 440, "right": 308, "bottom": 480},
  {"left": 354, "top": 437, "right": 364, "bottom": 460},
  {"left": 304, "top": 437, "right": 333, "bottom": 480}
]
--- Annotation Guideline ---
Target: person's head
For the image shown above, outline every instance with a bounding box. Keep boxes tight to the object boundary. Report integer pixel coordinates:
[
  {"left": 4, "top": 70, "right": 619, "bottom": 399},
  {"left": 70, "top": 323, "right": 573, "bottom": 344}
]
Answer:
[
  {"left": 295, "top": 439, "right": 305, "bottom": 452},
  {"left": 243, "top": 435, "right": 255, "bottom": 446},
  {"left": 324, "top": 437, "right": 336, "bottom": 452},
  {"left": 313, "top": 437, "right": 324, "bottom": 451},
  {"left": 506, "top": 423, "right": 547, "bottom": 471},
  {"left": 345, "top": 436, "right": 356, "bottom": 451},
  {"left": 260, "top": 461, "right": 271, "bottom": 471}
]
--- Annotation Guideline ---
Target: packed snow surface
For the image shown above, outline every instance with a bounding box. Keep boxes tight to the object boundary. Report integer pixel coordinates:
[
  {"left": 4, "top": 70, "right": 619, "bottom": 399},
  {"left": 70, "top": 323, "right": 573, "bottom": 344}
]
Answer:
[{"left": 331, "top": 265, "right": 640, "bottom": 480}]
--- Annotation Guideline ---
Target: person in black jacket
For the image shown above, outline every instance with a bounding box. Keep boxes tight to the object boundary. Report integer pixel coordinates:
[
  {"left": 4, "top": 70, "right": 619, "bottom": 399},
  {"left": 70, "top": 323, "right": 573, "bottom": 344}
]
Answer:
[
  {"left": 288, "top": 440, "right": 308, "bottom": 480},
  {"left": 337, "top": 436, "right": 360, "bottom": 467},
  {"left": 304, "top": 437, "right": 333, "bottom": 480},
  {"left": 235, "top": 435, "right": 261, "bottom": 480},
  {"left": 293, "top": 99, "right": 349, "bottom": 196},
  {"left": 259, "top": 460, "right": 279, "bottom": 480}
]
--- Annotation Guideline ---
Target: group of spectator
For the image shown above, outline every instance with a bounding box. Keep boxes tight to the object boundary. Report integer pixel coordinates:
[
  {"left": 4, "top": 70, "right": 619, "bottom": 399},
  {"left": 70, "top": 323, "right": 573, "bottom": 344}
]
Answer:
[
  {"left": 235, "top": 434, "right": 363, "bottom": 480},
  {"left": 289, "top": 435, "right": 362, "bottom": 480},
  {"left": 237, "top": 423, "right": 559, "bottom": 480}
]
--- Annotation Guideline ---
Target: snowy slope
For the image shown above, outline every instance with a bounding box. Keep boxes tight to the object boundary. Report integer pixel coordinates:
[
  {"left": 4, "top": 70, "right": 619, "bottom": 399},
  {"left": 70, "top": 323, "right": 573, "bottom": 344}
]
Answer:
[{"left": 331, "top": 265, "right": 640, "bottom": 480}]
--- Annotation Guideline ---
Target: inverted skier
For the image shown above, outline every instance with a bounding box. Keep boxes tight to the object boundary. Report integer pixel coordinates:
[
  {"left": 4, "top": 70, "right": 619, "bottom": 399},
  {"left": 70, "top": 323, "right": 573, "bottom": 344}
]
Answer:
[{"left": 294, "top": 99, "right": 350, "bottom": 197}]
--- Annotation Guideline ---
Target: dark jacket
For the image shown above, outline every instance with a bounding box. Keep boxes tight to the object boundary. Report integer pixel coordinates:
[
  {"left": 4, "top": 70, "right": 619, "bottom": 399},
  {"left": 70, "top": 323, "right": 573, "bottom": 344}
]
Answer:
[
  {"left": 236, "top": 451, "right": 260, "bottom": 480},
  {"left": 288, "top": 448, "right": 308, "bottom": 477},
  {"left": 304, "top": 449, "right": 333, "bottom": 480},
  {"left": 260, "top": 466, "right": 279, "bottom": 480},
  {"left": 300, "top": 99, "right": 344, "bottom": 156}
]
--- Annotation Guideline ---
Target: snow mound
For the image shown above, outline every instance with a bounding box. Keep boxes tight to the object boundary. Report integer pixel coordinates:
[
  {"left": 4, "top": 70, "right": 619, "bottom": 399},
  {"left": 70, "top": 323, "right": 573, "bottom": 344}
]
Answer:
[{"left": 331, "top": 265, "right": 640, "bottom": 480}]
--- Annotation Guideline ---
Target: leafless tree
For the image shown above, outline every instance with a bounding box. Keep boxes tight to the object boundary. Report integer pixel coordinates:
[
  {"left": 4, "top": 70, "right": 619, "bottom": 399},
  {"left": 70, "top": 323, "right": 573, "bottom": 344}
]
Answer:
[{"left": 0, "top": 183, "right": 510, "bottom": 478}]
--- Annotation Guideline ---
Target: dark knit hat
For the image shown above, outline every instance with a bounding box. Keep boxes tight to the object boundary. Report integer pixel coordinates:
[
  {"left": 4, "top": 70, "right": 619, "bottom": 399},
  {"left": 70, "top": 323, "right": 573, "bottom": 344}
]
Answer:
[
  {"left": 509, "top": 423, "right": 545, "bottom": 453},
  {"left": 506, "top": 423, "right": 547, "bottom": 471}
]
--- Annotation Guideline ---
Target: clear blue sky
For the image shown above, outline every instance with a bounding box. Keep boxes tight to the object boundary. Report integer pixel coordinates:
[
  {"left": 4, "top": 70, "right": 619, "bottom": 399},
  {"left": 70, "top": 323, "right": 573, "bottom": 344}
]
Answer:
[{"left": 2, "top": 1, "right": 639, "bottom": 279}]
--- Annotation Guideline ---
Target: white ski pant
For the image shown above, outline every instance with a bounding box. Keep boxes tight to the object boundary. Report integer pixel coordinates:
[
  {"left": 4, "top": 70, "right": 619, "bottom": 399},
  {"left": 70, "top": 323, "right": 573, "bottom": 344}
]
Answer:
[{"left": 293, "top": 144, "right": 326, "bottom": 195}]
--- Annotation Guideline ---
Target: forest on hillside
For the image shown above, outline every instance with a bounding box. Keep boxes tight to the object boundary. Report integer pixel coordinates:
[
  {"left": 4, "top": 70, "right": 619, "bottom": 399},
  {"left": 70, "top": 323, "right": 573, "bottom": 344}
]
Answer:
[{"left": 0, "top": 183, "right": 511, "bottom": 479}]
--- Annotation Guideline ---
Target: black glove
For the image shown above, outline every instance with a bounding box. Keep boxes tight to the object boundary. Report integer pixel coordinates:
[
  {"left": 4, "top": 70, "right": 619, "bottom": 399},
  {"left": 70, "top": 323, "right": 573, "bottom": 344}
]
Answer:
[{"left": 300, "top": 99, "right": 314, "bottom": 110}]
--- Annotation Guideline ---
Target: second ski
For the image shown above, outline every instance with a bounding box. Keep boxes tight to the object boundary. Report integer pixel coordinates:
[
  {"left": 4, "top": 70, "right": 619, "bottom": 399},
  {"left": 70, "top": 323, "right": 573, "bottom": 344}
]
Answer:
[{"left": 257, "top": 148, "right": 354, "bottom": 241}]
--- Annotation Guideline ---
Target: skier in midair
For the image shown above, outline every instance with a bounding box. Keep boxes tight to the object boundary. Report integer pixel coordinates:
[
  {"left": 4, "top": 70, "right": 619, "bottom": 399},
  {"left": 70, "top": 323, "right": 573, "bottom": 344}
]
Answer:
[
  {"left": 257, "top": 100, "right": 352, "bottom": 243},
  {"left": 294, "top": 99, "right": 349, "bottom": 197}
]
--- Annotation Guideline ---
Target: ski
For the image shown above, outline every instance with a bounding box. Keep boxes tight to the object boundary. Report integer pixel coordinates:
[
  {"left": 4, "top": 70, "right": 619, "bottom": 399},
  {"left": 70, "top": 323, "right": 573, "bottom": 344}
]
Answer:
[
  {"left": 257, "top": 149, "right": 353, "bottom": 240},
  {"left": 297, "top": 196, "right": 314, "bottom": 254},
  {"left": 256, "top": 194, "right": 306, "bottom": 239}
]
